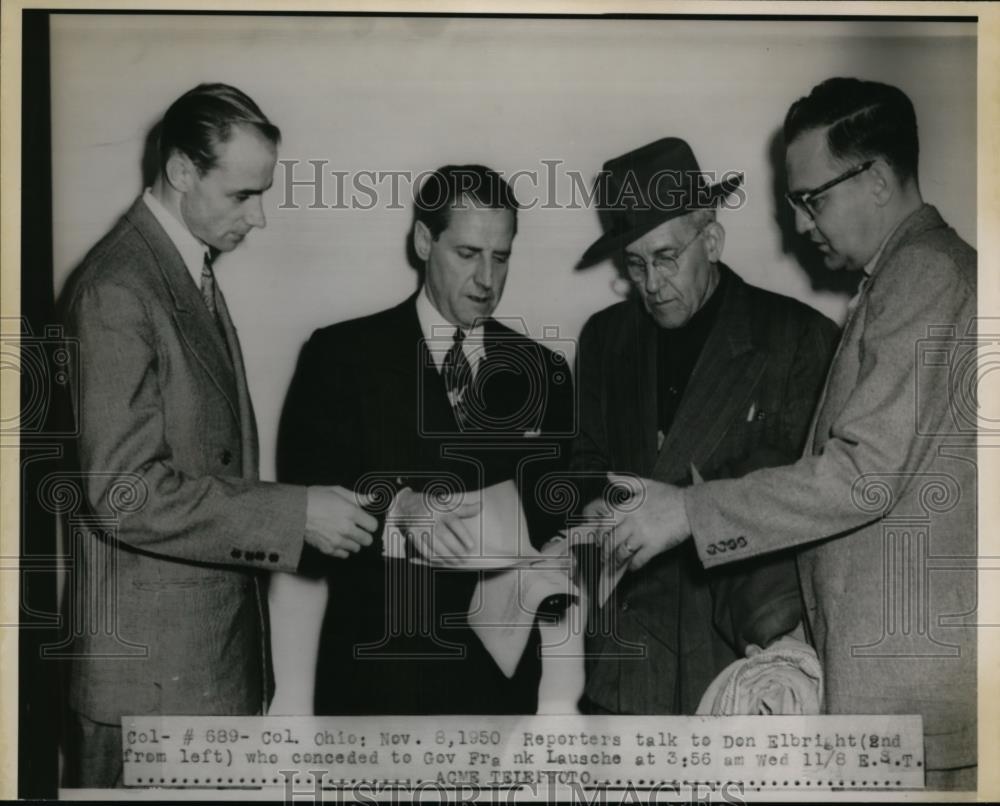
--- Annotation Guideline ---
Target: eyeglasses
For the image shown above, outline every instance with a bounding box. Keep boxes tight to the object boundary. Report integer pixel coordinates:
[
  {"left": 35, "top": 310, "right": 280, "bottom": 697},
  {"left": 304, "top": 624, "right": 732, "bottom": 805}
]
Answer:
[
  {"left": 784, "top": 160, "right": 874, "bottom": 220},
  {"left": 624, "top": 226, "right": 707, "bottom": 284}
]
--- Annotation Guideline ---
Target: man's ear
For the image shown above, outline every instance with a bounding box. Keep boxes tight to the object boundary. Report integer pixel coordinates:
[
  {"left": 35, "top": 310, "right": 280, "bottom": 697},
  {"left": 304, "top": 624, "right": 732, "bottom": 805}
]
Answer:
[
  {"left": 867, "top": 158, "right": 895, "bottom": 207},
  {"left": 413, "top": 220, "right": 433, "bottom": 262},
  {"left": 164, "top": 150, "right": 195, "bottom": 193},
  {"left": 703, "top": 220, "right": 725, "bottom": 263}
]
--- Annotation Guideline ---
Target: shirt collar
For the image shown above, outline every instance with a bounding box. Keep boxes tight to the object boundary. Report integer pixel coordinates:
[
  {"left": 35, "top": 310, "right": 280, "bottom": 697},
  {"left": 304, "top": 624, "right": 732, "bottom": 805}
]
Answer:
[
  {"left": 861, "top": 216, "right": 905, "bottom": 276},
  {"left": 416, "top": 286, "right": 486, "bottom": 375},
  {"left": 142, "top": 188, "right": 210, "bottom": 288}
]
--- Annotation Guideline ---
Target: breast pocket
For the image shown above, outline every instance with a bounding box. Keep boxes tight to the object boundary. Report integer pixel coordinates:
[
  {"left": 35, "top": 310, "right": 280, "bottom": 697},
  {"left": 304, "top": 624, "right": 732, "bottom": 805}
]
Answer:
[{"left": 711, "top": 415, "right": 774, "bottom": 476}]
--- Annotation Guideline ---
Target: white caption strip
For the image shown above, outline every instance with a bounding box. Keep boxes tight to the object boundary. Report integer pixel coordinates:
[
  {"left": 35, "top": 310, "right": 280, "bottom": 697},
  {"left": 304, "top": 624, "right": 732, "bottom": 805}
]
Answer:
[{"left": 121, "top": 714, "right": 923, "bottom": 792}]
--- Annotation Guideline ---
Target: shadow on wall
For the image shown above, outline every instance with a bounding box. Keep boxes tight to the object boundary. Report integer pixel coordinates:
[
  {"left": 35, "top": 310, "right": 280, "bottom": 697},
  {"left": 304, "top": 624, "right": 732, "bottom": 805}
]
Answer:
[
  {"left": 765, "top": 127, "right": 862, "bottom": 298},
  {"left": 56, "top": 117, "right": 164, "bottom": 308},
  {"left": 404, "top": 220, "right": 424, "bottom": 281},
  {"left": 141, "top": 119, "right": 162, "bottom": 190}
]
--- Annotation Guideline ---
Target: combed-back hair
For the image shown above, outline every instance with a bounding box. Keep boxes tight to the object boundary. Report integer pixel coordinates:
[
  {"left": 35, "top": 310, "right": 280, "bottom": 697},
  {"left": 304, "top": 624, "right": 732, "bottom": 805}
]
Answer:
[
  {"left": 414, "top": 164, "right": 520, "bottom": 239},
  {"left": 158, "top": 83, "right": 280, "bottom": 175},
  {"left": 784, "top": 77, "right": 919, "bottom": 182}
]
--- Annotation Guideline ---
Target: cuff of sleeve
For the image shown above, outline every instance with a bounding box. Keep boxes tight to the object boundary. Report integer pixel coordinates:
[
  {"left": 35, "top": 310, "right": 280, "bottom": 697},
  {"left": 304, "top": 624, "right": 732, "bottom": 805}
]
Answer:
[
  {"left": 275, "top": 482, "right": 309, "bottom": 572},
  {"left": 229, "top": 482, "right": 308, "bottom": 574},
  {"left": 684, "top": 484, "right": 718, "bottom": 567},
  {"left": 685, "top": 482, "right": 753, "bottom": 569}
]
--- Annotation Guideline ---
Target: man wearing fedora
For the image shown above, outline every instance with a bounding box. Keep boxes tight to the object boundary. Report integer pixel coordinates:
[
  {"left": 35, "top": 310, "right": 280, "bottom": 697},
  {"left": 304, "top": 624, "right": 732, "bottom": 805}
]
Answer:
[
  {"left": 594, "top": 80, "right": 978, "bottom": 789},
  {"left": 571, "top": 136, "right": 838, "bottom": 715}
]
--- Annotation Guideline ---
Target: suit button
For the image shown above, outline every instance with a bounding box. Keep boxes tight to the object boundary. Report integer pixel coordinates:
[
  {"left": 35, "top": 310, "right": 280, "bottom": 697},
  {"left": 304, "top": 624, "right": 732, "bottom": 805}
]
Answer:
[
  {"left": 621, "top": 601, "right": 629, "bottom": 612},
  {"left": 255, "top": 551, "right": 266, "bottom": 561},
  {"left": 231, "top": 549, "right": 241, "bottom": 559},
  {"left": 220, "top": 450, "right": 233, "bottom": 466},
  {"left": 268, "top": 553, "right": 279, "bottom": 563}
]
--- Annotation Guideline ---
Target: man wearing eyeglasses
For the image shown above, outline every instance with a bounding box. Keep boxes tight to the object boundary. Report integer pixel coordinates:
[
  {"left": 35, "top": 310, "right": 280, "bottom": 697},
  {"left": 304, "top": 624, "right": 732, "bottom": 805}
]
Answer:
[
  {"left": 593, "top": 80, "right": 978, "bottom": 789},
  {"left": 571, "top": 136, "right": 838, "bottom": 716}
]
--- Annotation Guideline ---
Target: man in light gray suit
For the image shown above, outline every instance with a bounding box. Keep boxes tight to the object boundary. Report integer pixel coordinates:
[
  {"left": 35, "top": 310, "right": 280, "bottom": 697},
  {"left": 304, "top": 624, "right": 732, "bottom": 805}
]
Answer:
[
  {"left": 594, "top": 79, "right": 977, "bottom": 789},
  {"left": 60, "top": 83, "right": 377, "bottom": 787}
]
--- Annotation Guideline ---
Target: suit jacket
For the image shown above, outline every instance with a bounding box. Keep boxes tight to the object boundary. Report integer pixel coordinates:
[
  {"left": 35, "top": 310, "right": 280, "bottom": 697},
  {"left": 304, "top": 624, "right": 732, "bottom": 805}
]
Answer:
[
  {"left": 571, "top": 264, "right": 838, "bottom": 714},
  {"left": 277, "top": 295, "right": 574, "bottom": 714},
  {"left": 685, "top": 206, "right": 977, "bottom": 771},
  {"left": 60, "top": 196, "right": 306, "bottom": 724}
]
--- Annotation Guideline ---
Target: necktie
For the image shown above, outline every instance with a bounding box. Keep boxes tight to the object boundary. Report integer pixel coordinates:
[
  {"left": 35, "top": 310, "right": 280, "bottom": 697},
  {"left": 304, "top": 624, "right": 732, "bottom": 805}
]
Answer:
[
  {"left": 442, "top": 328, "right": 473, "bottom": 426},
  {"left": 846, "top": 274, "right": 871, "bottom": 315},
  {"left": 200, "top": 252, "right": 219, "bottom": 318},
  {"left": 199, "top": 252, "right": 228, "bottom": 344}
]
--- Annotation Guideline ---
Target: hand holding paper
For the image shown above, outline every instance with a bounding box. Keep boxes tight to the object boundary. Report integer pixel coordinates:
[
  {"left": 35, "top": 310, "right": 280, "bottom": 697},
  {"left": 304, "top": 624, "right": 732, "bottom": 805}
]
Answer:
[
  {"left": 386, "top": 486, "right": 482, "bottom": 567},
  {"left": 385, "top": 480, "right": 551, "bottom": 569},
  {"left": 580, "top": 472, "right": 691, "bottom": 572},
  {"left": 304, "top": 485, "right": 378, "bottom": 558}
]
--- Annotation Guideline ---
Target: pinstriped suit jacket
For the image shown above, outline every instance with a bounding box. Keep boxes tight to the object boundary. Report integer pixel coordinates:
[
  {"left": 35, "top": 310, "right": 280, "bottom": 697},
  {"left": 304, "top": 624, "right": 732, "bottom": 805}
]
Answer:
[{"left": 571, "top": 264, "right": 838, "bottom": 714}]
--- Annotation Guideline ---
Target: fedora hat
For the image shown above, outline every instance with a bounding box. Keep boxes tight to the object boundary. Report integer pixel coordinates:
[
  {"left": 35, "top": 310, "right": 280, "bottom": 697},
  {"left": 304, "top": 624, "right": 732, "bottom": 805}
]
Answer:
[{"left": 577, "top": 137, "right": 743, "bottom": 268}]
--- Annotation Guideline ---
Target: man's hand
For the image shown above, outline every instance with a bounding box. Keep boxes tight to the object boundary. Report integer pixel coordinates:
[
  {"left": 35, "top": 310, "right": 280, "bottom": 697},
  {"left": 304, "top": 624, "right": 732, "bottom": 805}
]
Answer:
[
  {"left": 582, "top": 473, "right": 691, "bottom": 571},
  {"left": 389, "top": 487, "right": 482, "bottom": 567},
  {"left": 304, "top": 486, "right": 378, "bottom": 558}
]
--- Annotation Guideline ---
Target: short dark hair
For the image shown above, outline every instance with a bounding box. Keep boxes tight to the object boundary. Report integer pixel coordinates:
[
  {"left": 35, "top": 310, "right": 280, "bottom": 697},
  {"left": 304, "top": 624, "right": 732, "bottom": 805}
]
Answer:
[
  {"left": 784, "top": 77, "right": 919, "bottom": 182},
  {"left": 414, "top": 164, "right": 520, "bottom": 239},
  {"left": 158, "top": 83, "right": 281, "bottom": 175}
]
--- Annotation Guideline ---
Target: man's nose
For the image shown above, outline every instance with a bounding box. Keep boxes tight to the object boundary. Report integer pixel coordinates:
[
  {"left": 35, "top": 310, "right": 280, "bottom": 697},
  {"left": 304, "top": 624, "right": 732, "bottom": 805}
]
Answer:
[
  {"left": 246, "top": 197, "right": 266, "bottom": 229},
  {"left": 793, "top": 206, "right": 814, "bottom": 235},
  {"left": 644, "top": 266, "right": 664, "bottom": 296},
  {"left": 473, "top": 256, "right": 494, "bottom": 288}
]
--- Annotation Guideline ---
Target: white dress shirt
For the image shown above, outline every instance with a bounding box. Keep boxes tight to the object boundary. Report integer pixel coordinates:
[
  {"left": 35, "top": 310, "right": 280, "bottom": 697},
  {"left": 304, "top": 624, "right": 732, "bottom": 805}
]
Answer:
[
  {"left": 415, "top": 285, "right": 486, "bottom": 380},
  {"left": 142, "top": 188, "right": 209, "bottom": 288}
]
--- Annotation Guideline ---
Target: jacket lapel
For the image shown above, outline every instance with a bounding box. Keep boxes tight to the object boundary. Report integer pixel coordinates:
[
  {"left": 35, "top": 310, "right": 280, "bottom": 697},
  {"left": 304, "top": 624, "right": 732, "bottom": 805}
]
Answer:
[
  {"left": 652, "top": 266, "right": 765, "bottom": 482},
  {"left": 600, "top": 301, "right": 659, "bottom": 475},
  {"left": 385, "top": 295, "right": 457, "bottom": 434},
  {"left": 480, "top": 319, "right": 531, "bottom": 429},
  {"left": 805, "top": 204, "right": 944, "bottom": 454},
  {"left": 124, "top": 199, "right": 240, "bottom": 425},
  {"left": 216, "top": 291, "right": 259, "bottom": 478},
  {"left": 631, "top": 305, "right": 659, "bottom": 475}
]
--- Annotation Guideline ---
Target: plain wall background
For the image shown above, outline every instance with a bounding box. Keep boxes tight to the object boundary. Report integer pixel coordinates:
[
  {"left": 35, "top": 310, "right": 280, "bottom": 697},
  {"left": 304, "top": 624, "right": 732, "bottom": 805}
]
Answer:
[{"left": 50, "top": 15, "right": 976, "bottom": 485}]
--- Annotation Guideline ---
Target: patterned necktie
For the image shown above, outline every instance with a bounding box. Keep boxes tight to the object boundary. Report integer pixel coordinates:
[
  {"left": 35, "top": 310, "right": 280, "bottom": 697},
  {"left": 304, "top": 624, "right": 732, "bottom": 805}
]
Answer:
[
  {"left": 200, "top": 252, "right": 219, "bottom": 319},
  {"left": 442, "top": 327, "right": 473, "bottom": 426},
  {"left": 199, "top": 251, "right": 229, "bottom": 346}
]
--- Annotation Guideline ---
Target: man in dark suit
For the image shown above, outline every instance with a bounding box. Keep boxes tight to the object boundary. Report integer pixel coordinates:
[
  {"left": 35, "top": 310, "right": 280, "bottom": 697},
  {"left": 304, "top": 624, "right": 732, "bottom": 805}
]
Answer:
[
  {"left": 604, "top": 81, "right": 977, "bottom": 789},
  {"left": 60, "top": 83, "right": 377, "bottom": 787},
  {"left": 572, "top": 137, "right": 838, "bottom": 714},
  {"left": 278, "top": 164, "right": 574, "bottom": 715}
]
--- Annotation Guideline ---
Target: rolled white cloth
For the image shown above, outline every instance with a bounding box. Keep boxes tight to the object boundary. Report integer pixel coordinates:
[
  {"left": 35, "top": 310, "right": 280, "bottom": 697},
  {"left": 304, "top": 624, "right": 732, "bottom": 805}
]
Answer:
[{"left": 695, "top": 636, "right": 823, "bottom": 716}]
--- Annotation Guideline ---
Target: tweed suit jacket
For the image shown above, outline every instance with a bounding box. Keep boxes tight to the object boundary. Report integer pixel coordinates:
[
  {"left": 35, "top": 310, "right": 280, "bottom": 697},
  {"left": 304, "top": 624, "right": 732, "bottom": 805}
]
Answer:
[
  {"left": 685, "top": 206, "right": 977, "bottom": 771},
  {"left": 277, "top": 294, "right": 575, "bottom": 714},
  {"left": 61, "top": 196, "right": 307, "bottom": 724},
  {"left": 571, "top": 264, "right": 839, "bottom": 714}
]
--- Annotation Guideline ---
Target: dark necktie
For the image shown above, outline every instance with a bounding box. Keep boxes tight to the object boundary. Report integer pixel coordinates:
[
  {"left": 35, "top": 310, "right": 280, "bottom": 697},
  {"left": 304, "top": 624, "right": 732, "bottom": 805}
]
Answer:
[{"left": 442, "top": 327, "right": 473, "bottom": 427}]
